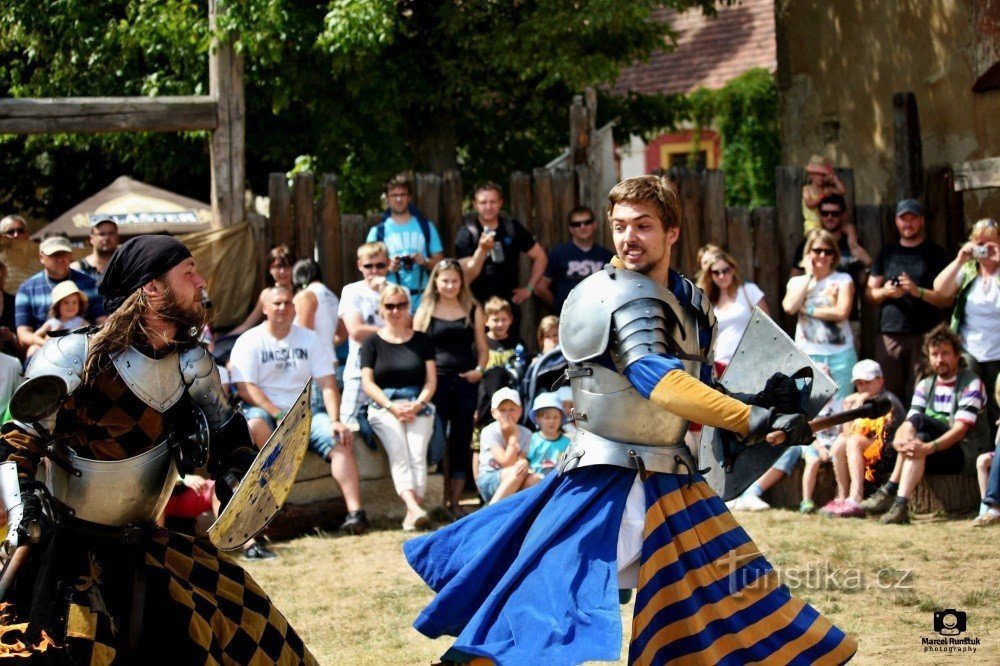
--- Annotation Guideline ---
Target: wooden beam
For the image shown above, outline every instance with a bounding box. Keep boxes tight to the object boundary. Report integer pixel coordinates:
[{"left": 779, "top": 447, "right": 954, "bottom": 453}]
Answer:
[
  {"left": 953, "top": 157, "right": 1000, "bottom": 191},
  {"left": 0, "top": 96, "right": 217, "bottom": 134},
  {"left": 892, "top": 91, "right": 923, "bottom": 201},
  {"left": 208, "top": 0, "right": 246, "bottom": 229}
]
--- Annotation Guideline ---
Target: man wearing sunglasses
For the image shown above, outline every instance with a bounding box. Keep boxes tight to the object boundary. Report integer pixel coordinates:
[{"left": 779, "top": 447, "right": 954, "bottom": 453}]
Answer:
[
  {"left": 0, "top": 215, "right": 29, "bottom": 241},
  {"left": 535, "top": 206, "right": 614, "bottom": 314},
  {"left": 790, "top": 194, "right": 871, "bottom": 276}
]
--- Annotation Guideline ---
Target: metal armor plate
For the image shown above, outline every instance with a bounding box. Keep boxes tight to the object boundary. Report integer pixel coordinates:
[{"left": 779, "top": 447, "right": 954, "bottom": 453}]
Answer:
[
  {"left": 112, "top": 347, "right": 185, "bottom": 413},
  {"left": 9, "top": 332, "right": 89, "bottom": 431},
  {"left": 700, "top": 309, "right": 838, "bottom": 500},
  {"left": 208, "top": 383, "right": 312, "bottom": 550}
]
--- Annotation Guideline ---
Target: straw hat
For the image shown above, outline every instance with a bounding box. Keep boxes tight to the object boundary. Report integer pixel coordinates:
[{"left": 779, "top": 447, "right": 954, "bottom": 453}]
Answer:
[
  {"left": 50, "top": 280, "right": 88, "bottom": 308},
  {"left": 806, "top": 155, "right": 833, "bottom": 175}
]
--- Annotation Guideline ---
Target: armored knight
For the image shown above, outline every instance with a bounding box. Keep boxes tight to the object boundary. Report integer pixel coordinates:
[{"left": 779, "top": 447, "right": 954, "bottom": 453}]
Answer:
[
  {"left": 0, "top": 235, "right": 314, "bottom": 664},
  {"left": 405, "top": 176, "right": 857, "bottom": 665}
]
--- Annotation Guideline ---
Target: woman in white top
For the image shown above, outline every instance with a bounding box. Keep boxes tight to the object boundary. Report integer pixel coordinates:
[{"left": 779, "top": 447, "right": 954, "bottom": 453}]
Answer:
[
  {"left": 783, "top": 229, "right": 857, "bottom": 398},
  {"left": 933, "top": 218, "right": 1000, "bottom": 435},
  {"left": 696, "top": 248, "right": 769, "bottom": 378},
  {"left": 292, "top": 258, "right": 347, "bottom": 355}
]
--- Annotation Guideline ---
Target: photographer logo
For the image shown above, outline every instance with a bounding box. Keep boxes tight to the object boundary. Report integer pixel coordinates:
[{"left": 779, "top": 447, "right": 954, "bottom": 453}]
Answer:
[{"left": 922, "top": 609, "right": 979, "bottom": 655}]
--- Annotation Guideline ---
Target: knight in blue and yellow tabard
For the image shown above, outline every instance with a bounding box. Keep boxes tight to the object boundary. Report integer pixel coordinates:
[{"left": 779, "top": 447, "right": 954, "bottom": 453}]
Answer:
[{"left": 405, "top": 175, "right": 857, "bottom": 665}]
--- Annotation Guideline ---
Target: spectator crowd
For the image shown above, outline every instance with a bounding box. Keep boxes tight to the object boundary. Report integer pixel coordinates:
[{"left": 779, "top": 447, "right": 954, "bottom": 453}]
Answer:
[{"left": 2, "top": 172, "right": 998, "bottom": 565}]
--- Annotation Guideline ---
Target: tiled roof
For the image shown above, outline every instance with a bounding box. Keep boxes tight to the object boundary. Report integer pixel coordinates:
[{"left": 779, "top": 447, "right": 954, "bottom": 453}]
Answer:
[{"left": 614, "top": 0, "right": 776, "bottom": 96}]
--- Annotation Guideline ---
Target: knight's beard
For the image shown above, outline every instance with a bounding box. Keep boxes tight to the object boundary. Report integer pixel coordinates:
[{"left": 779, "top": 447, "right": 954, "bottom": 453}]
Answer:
[{"left": 152, "top": 288, "right": 210, "bottom": 340}]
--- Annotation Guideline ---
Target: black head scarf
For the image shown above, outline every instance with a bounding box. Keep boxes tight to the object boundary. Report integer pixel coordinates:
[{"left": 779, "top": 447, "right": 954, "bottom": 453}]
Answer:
[{"left": 99, "top": 235, "right": 192, "bottom": 314}]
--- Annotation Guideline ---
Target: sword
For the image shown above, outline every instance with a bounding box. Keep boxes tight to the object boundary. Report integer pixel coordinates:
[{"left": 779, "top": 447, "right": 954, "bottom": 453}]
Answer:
[{"left": 765, "top": 395, "right": 892, "bottom": 446}]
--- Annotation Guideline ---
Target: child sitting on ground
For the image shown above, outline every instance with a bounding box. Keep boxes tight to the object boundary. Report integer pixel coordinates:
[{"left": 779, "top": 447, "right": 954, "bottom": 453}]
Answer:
[
  {"left": 476, "top": 388, "right": 534, "bottom": 505},
  {"left": 28, "top": 281, "right": 89, "bottom": 357},
  {"left": 526, "top": 392, "right": 571, "bottom": 478}
]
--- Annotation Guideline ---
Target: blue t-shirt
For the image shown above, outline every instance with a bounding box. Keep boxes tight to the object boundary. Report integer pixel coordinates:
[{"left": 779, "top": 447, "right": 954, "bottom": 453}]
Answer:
[
  {"left": 545, "top": 242, "right": 614, "bottom": 313},
  {"left": 526, "top": 431, "right": 571, "bottom": 474},
  {"left": 14, "top": 269, "right": 105, "bottom": 330},
  {"left": 366, "top": 216, "right": 443, "bottom": 310}
]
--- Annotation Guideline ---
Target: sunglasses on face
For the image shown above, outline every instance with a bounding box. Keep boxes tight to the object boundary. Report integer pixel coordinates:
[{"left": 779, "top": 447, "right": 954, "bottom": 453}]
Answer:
[
  {"left": 362, "top": 261, "right": 388, "bottom": 270},
  {"left": 383, "top": 301, "right": 409, "bottom": 311},
  {"left": 568, "top": 218, "right": 595, "bottom": 228},
  {"left": 819, "top": 210, "right": 842, "bottom": 218},
  {"left": 710, "top": 267, "right": 732, "bottom": 276},
  {"left": 811, "top": 247, "right": 835, "bottom": 256},
  {"left": 4, "top": 228, "right": 27, "bottom": 237}
]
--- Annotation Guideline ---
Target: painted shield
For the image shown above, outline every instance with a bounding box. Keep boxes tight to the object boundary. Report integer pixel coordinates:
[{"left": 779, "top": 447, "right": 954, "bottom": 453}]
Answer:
[
  {"left": 208, "top": 382, "right": 312, "bottom": 550},
  {"left": 699, "top": 309, "right": 838, "bottom": 501}
]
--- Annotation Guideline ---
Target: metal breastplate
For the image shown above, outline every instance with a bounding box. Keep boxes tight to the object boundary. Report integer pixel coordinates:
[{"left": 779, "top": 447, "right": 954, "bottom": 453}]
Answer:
[
  {"left": 46, "top": 441, "right": 178, "bottom": 527},
  {"left": 112, "top": 347, "right": 185, "bottom": 412}
]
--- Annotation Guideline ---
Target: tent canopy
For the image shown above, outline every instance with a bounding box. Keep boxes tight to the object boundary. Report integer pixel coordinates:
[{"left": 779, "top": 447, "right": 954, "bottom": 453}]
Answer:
[{"left": 33, "top": 176, "right": 212, "bottom": 241}]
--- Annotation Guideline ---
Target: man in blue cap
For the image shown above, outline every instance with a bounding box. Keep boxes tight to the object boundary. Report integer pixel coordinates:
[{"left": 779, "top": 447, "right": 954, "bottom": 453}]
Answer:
[{"left": 865, "top": 198, "right": 951, "bottom": 400}]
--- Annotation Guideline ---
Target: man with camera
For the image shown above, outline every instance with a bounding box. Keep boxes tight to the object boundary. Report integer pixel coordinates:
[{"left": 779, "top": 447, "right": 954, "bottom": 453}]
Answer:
[
  {"left": 367, "top": 174, "right": 444, "bottom": 311},
  {"left": 865, "top": 199, "right": 950, "bottom": 400}
]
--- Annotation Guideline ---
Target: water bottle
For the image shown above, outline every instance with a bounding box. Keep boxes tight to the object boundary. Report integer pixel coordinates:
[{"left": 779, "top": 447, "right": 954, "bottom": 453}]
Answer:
[{"left": 489, "top": 235, "right": 505, "bottom": 264}]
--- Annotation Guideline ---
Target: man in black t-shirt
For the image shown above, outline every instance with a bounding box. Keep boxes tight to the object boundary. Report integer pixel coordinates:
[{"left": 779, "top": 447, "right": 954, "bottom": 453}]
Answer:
[
  {"left": 455, "top": 182, "right": 547, "bottom": 323},
  {"left": 536, "top": 206, "right": 614, "bottom": 314},
  {"left": 865, "top": 199, "right": 951, "bottom": 400}
]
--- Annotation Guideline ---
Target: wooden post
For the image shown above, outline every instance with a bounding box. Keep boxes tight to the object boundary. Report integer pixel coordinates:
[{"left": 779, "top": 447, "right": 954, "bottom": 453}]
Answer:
[
  {"left": 855, "top": 204, "right": 885, "bottom": 361},
  {"left": 751, "top": 207, "right": 780, "bottom": 315},
  {"left": 268, "top": 173, "right": 292, "bottom": 251},
  {"left": 551, "top": 168, "right": 576, "bottom": 247},
  {"left": 414, "top": 172, "right": 442, "bottom": 230},
  {"left": 774, "top": 165, "right": 804, "bottom": 330},
  {"left": 317, "top": 174, "right": 342, "bottom": 296},
  {"left": 893, "top": 92, "right": 923, "bottom": 202},
  {"left": 509, "top": 172, "right": 532, "bottom": 232},
  {"left": 676, "top": 169, "right": 703, "bottom": 276},
  {"left": 339, "top": 214, "right": 378, "bottom": 286},
  {"left": 923, "top": 165, "right": 964, "bottom": 255},
  {"left": 440, "top": 170, "right": 463, "bottom": 254},
  {"left": 532, "top": 168, "right": 555, "bottom": 249},
  {"left": 293, "top": 172, "right": 315, "bottom": 260},
  {"left": 836, "top": 168, "right": 856, "bottom": 232},
  {"left": 703, "top": 170, "right": 726, "bottom": 246},
  {"left": 208, "top": 0, "right": 245, "bottom": 229},
  {"left": 569, "top": 94, "right": 590, "bottom": 166},
  {"left": 725, "top": 207, "right": 753, "bottom": 282}
]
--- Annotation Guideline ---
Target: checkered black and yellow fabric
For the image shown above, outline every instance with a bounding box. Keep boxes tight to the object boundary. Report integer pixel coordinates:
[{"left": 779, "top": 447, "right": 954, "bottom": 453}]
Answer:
[{"left": 629, "top": 474, "right": 857, "bottom": 665}]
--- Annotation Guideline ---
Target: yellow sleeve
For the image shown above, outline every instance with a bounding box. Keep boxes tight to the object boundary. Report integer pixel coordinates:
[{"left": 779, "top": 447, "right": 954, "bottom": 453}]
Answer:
[{"left": 649, "top": 369, "right": 751, "bottom": 436}]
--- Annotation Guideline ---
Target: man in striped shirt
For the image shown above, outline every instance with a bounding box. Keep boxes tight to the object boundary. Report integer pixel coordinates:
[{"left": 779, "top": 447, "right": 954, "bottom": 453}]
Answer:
[{"left": 862, "top": 324, "right": 986, "bottom": 523}]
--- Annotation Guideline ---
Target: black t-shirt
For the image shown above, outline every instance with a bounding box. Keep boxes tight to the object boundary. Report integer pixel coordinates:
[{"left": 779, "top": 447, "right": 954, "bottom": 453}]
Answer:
[
  {"left": 359, "top": 331, "right": 434, "bottom": 389},
  {"left": 545, "top": 242, "right": 614, "bottom": 313},
  {"left": 871, "top": 240, "right": 949, "bottom": 334},
  {"left": 0, "top": 292, "right": 15, "bottom": 330},
  {"left": 426, "top": 309, "right": 477, "bottom": 375},
  {"left": 792, "top": 234, "right": 854, "bottom": 272},
  {"left": 454, "top": 214, "right": 536, "bottom": 304}
]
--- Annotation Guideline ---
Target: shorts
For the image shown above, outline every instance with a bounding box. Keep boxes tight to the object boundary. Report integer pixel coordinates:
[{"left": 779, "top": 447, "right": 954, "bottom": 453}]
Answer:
[
  {"left": 807, "top": 347, "right": 858, "bottom": 399},
  {"left": 476, "top": 469, "right": 501, "bottom": 502},
  {"left": 164, "top": 480, "right": 216, "bottom": 519},
  {"left": 240, "top": 403, "right": 341, "bottom": 460},
  {"left": 771, "top": 444, "right": 828, "bottom": 475}
]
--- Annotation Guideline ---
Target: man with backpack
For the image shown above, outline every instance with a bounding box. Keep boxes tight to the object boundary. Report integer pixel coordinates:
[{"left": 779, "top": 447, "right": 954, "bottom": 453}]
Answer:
[{"left": 367, "top": 174, "right": 444, "bottom": 311}]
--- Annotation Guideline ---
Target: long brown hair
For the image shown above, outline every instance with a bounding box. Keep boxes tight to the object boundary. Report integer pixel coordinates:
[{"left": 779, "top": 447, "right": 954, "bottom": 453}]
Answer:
[
  {"left": 696, "top": 249, "right": 744, "bottom": 305},
  {"left": 413, "top": 260, "right": 478, "bottom": 332}
]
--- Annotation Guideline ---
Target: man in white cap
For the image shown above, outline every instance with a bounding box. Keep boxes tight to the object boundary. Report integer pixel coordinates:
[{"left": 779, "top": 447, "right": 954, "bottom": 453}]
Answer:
[
  {"left": 819, "top": 359, "right": 906, "bottom": 518},
  {"left": 14, "top": 235, "right": 106, "bottom": 350}
]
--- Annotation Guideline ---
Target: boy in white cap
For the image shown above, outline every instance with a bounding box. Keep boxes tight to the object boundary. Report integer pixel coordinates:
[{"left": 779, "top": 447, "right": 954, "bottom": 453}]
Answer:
[
  {"left": 476, "top": 387, "right": 534, "bottom": 504},
  {"left": 526, "top": 392, "right": 571, "bottom": 477},
  {"left": 820, "top": 359, "right": 906, "bottom": 518}
]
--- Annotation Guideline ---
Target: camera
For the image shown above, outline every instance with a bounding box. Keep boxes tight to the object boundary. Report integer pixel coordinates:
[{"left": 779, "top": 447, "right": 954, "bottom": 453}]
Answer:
[
  {"left": 933, "top": 609, "right": 966, "bottom": 634},
  {"left": 889, "top": 277, "right": 901, "bottom": 287},
  {"left": 398, "top": 255, "right": 414, "bottom": 270},
  {"left": 972, "top": 244, "right": 989, "bottom": 259}
]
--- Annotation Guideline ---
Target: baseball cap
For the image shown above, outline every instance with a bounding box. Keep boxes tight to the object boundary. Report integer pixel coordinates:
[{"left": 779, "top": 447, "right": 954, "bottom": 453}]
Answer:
[
  {"left": 530, "top": 391, "right": 566, "bottom": 425},
  {"left": 39, "top": 236, "right": 72, "bottom": 256},
  {"left": 895, "top": 198, "right": 923, "bottom": 217},
  {"left": 851, "top": 359, "right": 883, "bottom": 383},
  {"left": 490, "top": 387, "right": 522, "bottom": 410}
]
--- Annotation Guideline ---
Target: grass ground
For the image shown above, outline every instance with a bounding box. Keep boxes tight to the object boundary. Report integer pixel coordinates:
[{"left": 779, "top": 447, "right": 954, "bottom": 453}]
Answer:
[{"left": 246, "top": 508, "right": 1000, "bottom": 665}]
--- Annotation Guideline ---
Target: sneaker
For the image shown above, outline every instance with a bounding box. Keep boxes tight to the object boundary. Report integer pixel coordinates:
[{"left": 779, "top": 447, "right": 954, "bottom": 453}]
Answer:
[
  {"left": 879, "top": 501, "right": 910, "bottom": 525},
  {"left": 818, "top": 498, "right": 845, "bottom": 516},
  {"left": 340, "top": 509, "right": 369, "bottom": 535},
  {"left": 731, "top": 495, "right": 771, "bottom": 512},
  {"left": 799, "top": 499, "right": 816, "bottom": 514},
  {"left": 860, "top": 489, "right": 895, "bottom": 515},
  {"left": 972, "top": 510, "right": 1000, "bottom": 527},
  {"left": 830, "top": 499, "right": 866, "bottom": 519},
  {"left": 241, "top": 541, "right": 278, "bottom": 561},
  {"left": 402, "top": 510, "right": 430, "bottom": 532}
]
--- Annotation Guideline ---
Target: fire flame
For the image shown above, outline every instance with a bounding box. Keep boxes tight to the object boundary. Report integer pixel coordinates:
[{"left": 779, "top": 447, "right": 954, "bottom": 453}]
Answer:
[
  {"left": 0, "top": 603, "right": 58, "bottom": 657},
  {"left": 847, "top": 410, "right": 894, "bottom": 482}
]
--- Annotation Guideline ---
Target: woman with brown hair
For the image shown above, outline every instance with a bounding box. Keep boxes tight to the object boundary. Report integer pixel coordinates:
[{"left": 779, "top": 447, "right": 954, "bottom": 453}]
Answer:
[
  {"left": 228, "top": 245, "right": 296, "bottom": 335},
  {"left": 414, "top": 259, "right": 489, "bottom": 518},
  {"left": 696, "top": 249, "right": 768, "bottom": 377}
]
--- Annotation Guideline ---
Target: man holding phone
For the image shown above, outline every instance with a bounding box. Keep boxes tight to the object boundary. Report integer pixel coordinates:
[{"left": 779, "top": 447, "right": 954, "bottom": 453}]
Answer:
[{"left": 865, "top": 198, "right": 950, "bottom": 399}]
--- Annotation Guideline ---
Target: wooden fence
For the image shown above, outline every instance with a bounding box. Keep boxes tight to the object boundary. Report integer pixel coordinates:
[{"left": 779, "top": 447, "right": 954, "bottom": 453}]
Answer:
[{"left": 246, "top": 163, "right": 964, "bottom": 356}]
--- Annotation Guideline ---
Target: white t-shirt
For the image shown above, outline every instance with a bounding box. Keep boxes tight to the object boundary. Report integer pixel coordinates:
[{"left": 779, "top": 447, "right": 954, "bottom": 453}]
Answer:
[
  {"left": 790, "top": 272, "right": 855, "bottom": 356},
  {"left": 478, "top": 421, "right": 532, "bottom": 477},
  {"left": 294, "top": 282, "right": 340, "bottom": 356},
  {"left": 712, "top": 281, "right": 765, "bottom": 365},
  {"left": 229, "top": 324, "right": 335, "bottom": 412},
  {"left": 0, "top": 352, "right": 23, "bottom": 415},
  {"left": 954, "top": 272, "right": 1000, "bottom": 362},
  {"left": 338, "top": 280, "right": 386, "bottom": 381}
]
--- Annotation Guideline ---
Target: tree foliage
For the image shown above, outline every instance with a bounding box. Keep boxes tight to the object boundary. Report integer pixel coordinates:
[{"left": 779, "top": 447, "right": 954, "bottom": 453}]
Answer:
[{"left": 1, "top": 0, "right": 731, "bottom": 222}]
